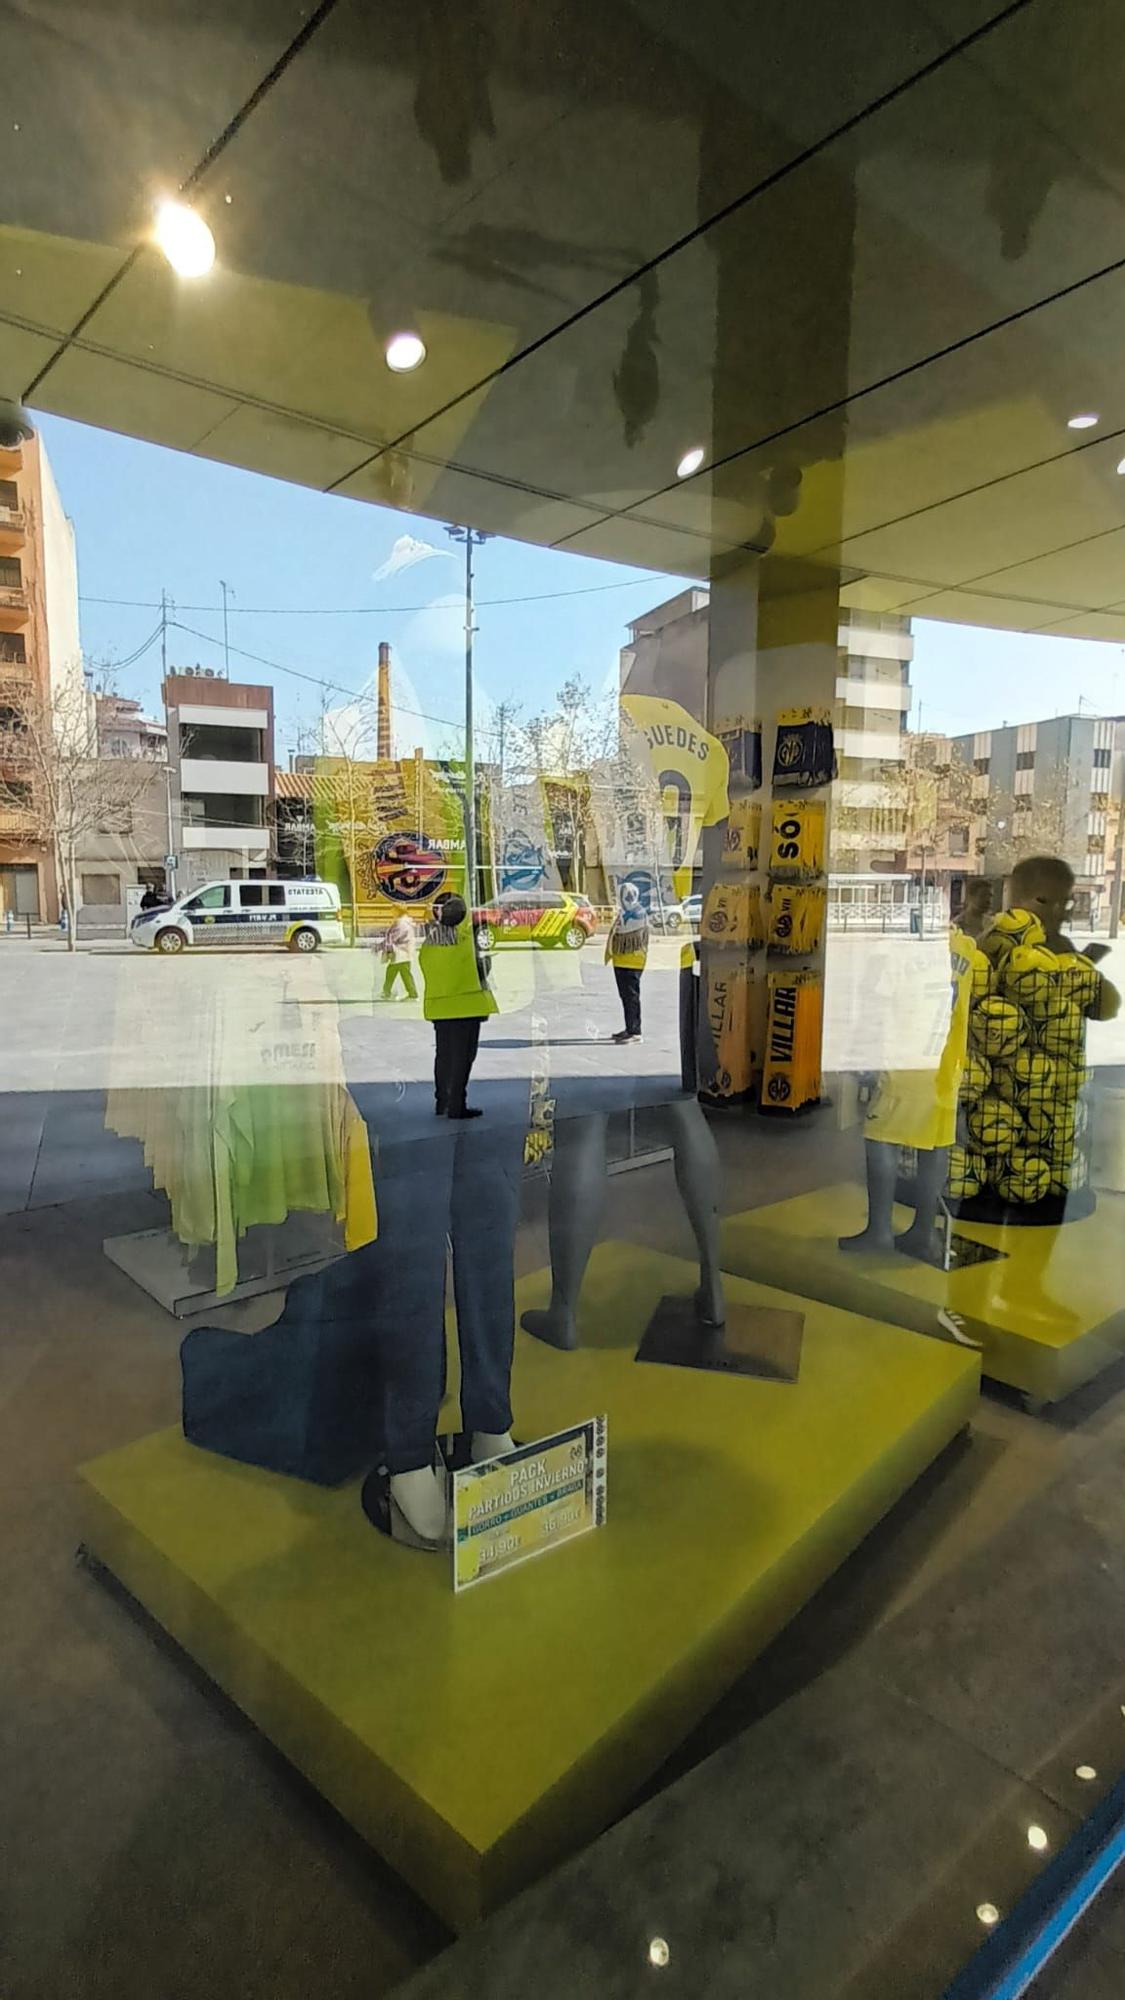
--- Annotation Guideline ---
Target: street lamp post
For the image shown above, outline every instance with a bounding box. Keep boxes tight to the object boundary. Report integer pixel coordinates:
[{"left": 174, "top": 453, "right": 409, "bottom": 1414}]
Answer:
[{"left": 446, "top": 524, "right": 489, "bottom": 909}]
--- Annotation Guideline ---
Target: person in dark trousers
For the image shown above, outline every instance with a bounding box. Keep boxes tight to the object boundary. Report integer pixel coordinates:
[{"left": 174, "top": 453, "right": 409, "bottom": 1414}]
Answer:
[
  {"left": 139, "top": 884, "right": 166, "bottom": 912},
  {"left": 420, "top": 892, "right": 497, "bottom": 1118},
  {"left": 606, "top": 881, "right": 649, "bottom": 1044}
]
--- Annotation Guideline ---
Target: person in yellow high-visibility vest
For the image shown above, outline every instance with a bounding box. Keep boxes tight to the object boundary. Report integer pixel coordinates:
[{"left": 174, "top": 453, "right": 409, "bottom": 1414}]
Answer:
[
  {"left": 419, "top": 892, "right": 497, "bottom": 1118},
  {"left": 605, "top": 881, "right": 649, "bottom": 1043}
]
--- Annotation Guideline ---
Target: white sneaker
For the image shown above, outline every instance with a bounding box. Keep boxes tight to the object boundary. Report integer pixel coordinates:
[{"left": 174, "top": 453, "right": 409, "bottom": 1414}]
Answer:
[
  {"left": 471, "top": 1430, "right": 515, "bottom": 1464},
  {"left": 937, "top": 1309, "right": 983, "bottom": 1350}
]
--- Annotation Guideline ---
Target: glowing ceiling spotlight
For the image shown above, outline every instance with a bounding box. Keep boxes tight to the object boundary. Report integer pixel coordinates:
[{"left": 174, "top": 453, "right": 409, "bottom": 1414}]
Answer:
[
  {"left": 154, "top": 200, "right": 215, "bottom": 277},
  {"left": 385, "top": 331, "right": 427, "bottom": 372},
  {"left": 676, "top": 446, "right": 705, "bottom": 479}
]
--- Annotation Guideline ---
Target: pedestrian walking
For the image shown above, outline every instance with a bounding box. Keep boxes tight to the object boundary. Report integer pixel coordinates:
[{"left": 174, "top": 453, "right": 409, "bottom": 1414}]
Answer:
[
  {"left": 606, "top": 882, "right": 649, "bottom": 1043},
  {"left": 379, "top": 911, "right": 418, "bottom": 1000}
]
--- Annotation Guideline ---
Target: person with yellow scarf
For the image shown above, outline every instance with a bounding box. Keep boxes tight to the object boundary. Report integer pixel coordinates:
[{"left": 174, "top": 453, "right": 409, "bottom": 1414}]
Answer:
[{"left": 605, "top": 881, "right": 649, "bottom": 1043}]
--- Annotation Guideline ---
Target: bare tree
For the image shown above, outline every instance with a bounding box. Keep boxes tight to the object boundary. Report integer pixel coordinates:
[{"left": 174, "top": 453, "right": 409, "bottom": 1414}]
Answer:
[
  {"left": 0, "top": 674, "right": 163, "bottom": 951},
  {"left": 896, "top": 732, "right": 977, "bottom": 928}
]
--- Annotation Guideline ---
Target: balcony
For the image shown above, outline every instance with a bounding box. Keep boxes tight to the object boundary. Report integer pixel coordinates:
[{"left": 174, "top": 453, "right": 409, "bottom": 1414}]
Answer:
[
  {"left": 0, "top": 507, "right": 26, "bottom": 555},
  {"left": 179, "top": 757, "right": 269, "bottom": 796},
  {"left": 182, "top": 825, "right": 269, "bottom": 852},
  {"left": 0, "top": 585, "right": 29, "bottom": 632}
]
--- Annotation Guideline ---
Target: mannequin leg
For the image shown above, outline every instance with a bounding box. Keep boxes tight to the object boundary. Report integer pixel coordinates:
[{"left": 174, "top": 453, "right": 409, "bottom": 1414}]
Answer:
[
  {"left": 450, "top": 1124, "right": 520, "bottom": 1451},
  {"left": 838, "top": 1138, "right": 897, "bottom": 1252},
  {"left": 521, "top": 1111, "right": 609, "bottom": 1350},
  {"left": 896, "top": 1146, "right": 950, "bottom": 1261},
  {"left": 666, "top": 1097, "right": 725, "bottom": 1324}
]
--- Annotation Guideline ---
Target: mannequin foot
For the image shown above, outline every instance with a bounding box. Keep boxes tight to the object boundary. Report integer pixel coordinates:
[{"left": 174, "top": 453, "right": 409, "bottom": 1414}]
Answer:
[
  {"left": 471, "top": 1430, "right": 515, "bottom": 1463},
  {"left": 895, "top": 1225, "right": 938, "bottom": 1263},
  {"left": 838, "top": 1226, "right": 895, "bottom": 1255},
  {"left": 390, "top": 1466, "right": 449, "bottom": 1545},
  {"left": 694, "top": 1279, "right": 725, "bottom": 1329},
  {"left": 448, "top": 1106, "right": 483, "bottom": 1120},
  {"left": 521, "top": 1305, "right": 579, "bottom": 1351}
]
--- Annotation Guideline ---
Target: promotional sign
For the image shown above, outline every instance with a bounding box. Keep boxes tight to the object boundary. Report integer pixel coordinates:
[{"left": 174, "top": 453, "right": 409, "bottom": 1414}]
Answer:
[{"left": 452, "top": 1417, "right": 607, "bottom": 1593}]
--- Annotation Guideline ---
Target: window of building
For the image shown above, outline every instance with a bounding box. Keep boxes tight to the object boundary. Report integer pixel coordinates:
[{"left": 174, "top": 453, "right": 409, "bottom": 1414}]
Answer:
[
  {"left": 181, "top": 793, "right": 264, "bottom": 828},
  {"left": 974, "top": 756, "right": 990, "bottom": 774},
  {"left": 1014, "top": 794, "right": 1033, "bottom": 812},
  {"left": 0, "top": 556, "right": 23, "bottom": 590},
  {"left": 0, "top": 479, "right": 18, "bottom": 510},
  {"left": 3, "top": 778, "right": 32, "bottom": 804},
  {"left": 1088, "top": 834, "right": 1105, "bottom": 854},
  {"left": 180, "top": 722, "right": 263, "bottom": 762},
  {"left": 81, "top": 873, "right": 120, "bottom": 905},
  {"left": 1093, "top": 745, "right": 1112, "bottom": 768},
  {"left": 0, "top": 633, "right": 26, "bottom": 664},
  {"left": 1015, "top": 750, "right": 1035, "bottom": 770},
  {"left": 948, "top": 825, "right": 970, "bottom": 855}
]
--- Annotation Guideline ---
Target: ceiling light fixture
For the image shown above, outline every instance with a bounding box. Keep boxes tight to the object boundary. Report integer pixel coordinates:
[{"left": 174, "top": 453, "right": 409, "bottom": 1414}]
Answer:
[
  {"left": 976, "top": 1904, "right": 1000, "bottom": 1927},
  {"left": 385, "top": 331, "right": 427, "bottom": 373},
  {"left": 154, "top": 200, "right": 215, "bottom": 278},
  {"left": 1026, "top": 1826, "right": 1049, "bottom": 1853},
  {"left": 648, "top": 1938, "right": 670, "bottom": 1968},
  {"left": 1116, "top": 458, "right": 1125, "bottom": 477},
  {"left": 1075, "top": 1764, "right": 1098, "bottom": 1781},
  {"left": 1067, "top": 413, "right": 1099, "bottom": 430},
  {"left": 676, "top": 446, "right": 705, "bottom": 479}
]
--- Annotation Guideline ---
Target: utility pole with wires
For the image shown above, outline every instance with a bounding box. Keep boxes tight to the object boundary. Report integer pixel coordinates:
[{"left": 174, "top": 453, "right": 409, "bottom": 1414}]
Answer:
[
  {"left": 446, "top": 524, "right": 489, "bottom": 909},
  {"left": 219, "top": 580, "right": 233, "bottom": 677}
]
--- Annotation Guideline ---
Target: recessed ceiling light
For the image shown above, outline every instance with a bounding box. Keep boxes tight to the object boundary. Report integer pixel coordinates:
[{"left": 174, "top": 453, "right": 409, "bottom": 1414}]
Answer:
[
  {"left": 676, "top": 446, "right": 705, "bottom": 480},
  {"left": 976, "top": 1903, "right": 1000, "bottom": 1927},
  {"left": 154, "top": 200, "right": 215, "bottom": 278},
  {"left": 1116, "top": 459, "right": 1125, "bottom": 477},
  {"left": 648, "top": 1938, "right": 670, "bottom": 1968},
  {"left": 1027, "top": 1825, "right": 1049, "bottom": 1853},
  {"left": 1067, "top": 413, "right": 1099, "bottom": 430},
  {"left": 385, "top": 331, "right": 426, "bottom": 372},
  {"left": 1075, "top": 1763, "right": 1098, "bottom": 1781}
]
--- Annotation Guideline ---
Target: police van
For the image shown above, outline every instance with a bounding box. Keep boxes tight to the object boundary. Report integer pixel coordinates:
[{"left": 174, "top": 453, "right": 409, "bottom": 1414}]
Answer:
[{"left": 130, "top": 878, "right": 345, "bottom": 954}]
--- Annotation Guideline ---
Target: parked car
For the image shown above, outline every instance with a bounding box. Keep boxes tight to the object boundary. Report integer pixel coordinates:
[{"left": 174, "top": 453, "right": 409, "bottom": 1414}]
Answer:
[
  {"left": 130, "top": 878, "right": 345, "bottom": 954},
  {"left": 474, "top": 889, "right": 596, "bottom": 951},
  {"left": 647, "top": 901, "right": 685, "bottom": 933},
  {"left": 681, "top": 893, "right": 702, "bottom": 929}
]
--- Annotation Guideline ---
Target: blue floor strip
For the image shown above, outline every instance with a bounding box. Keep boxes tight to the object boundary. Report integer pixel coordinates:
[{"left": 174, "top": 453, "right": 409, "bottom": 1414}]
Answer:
[{"left": 943, "top": 1776, "right": 1125, "bottom": 2000}]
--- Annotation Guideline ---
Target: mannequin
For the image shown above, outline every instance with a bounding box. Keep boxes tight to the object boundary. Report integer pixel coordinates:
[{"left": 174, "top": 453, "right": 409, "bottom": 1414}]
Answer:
[
  {"left": 521, "top": 1097, "right": 725, "bottom": 1351},
  {"left": 838, "top": 1134, "right": 949, "bottom": 1261},
  {"left": 839, "top": 925, "right": 978, "bottom": 1263}
]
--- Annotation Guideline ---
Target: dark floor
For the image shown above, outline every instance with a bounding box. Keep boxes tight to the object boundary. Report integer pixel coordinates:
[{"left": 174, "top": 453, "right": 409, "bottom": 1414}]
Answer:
[{"left": 2, "top": 1088, "right": 1123, "bottom": 1997}]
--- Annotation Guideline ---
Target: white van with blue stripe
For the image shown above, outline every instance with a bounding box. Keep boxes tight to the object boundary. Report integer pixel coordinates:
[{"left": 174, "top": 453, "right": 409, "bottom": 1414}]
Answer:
[{"left": 130, "top": 879, "right": 345, "bottom": 955}]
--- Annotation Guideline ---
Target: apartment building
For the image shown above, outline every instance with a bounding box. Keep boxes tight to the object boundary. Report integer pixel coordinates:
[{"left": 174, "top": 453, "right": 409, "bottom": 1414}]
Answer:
[
  {"left": 829, "top": 610, "right": 915, "bottom": 920},
  {"left": 953, "top": 713, "right": 1118, "bottom": 924},
  {"left": 163, "top": 669, "right": 274, "bottom": 894},
  {"left": 0, "top": 430, "right": 81, "bottom": 921}
]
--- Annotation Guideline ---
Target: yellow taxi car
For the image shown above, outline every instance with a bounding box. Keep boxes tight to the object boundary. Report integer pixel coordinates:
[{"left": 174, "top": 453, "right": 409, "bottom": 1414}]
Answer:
[{"left": 473, "top": 889, "right": 596, "bottom": 951}]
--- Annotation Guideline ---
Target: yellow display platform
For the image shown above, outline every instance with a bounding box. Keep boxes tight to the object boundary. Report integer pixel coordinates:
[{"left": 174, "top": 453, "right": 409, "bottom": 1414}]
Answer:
[
  {"left": 721, "top": 1183, "right": 1125, "bottom": 1405},
  {"left": 80, "top": 1244, "right": 979, "bottom": 1931}
]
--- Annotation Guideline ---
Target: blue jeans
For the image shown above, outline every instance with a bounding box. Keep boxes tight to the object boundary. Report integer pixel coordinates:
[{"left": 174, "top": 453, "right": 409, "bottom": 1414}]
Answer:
[{"left": 369, "top": 1124, "right": 520, "bottom": 1472}]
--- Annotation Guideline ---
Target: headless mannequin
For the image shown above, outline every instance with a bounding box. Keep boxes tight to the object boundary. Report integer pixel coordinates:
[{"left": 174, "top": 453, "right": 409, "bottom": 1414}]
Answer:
[
  {"left": 838, "top": 1137, "right": 949, "bottom": 1261},
  {"left": 521, "top": 1098, "right": 725, "bottom": 1351}
]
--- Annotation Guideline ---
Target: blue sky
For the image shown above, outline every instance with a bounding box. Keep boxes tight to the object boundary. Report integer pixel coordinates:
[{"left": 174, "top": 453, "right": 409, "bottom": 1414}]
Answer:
[
  {"left": 35, "top": 412, "right": 677, "bottom": 760},
  {"left": 910, "top": 619, "right": 1125, "bottom": 738},
  {"left": 36, "top": 411, "right": 1125, "bottom": 754}
]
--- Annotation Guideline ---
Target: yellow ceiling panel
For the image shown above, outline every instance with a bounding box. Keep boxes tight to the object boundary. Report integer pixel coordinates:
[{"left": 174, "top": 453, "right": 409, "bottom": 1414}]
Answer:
[
  {"left": 192, "top": 404, "right": 373, "bottom": 490},
  {"left": 333, "top": 455, "right": 605, "bottom": 553},
  {"left": 891, "top": 588, "right": 1081, "bottom": 632},
  {"left": 35, "top": 347, "right": 235, "bottom": 452},
  {"left": 834, "top": 436, "right": 1125, "bottom": 589},
  {"left": 966, "top": 530, "right": 1125, "bottom": 615}
]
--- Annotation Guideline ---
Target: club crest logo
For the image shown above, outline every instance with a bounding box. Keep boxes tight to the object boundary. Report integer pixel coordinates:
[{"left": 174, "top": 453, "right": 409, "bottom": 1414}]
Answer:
[{"left": 372, "top": 831, "right": 446, "bottom": 903}]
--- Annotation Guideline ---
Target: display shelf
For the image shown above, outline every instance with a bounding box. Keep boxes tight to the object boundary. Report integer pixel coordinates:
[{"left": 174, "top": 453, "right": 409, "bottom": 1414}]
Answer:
[
  {"left": 720, "top": 1183, "right": 1125, "bottom": 1404},
  {"left": 80, "top": 1243, "right": 979, "bottom": 1930}
]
